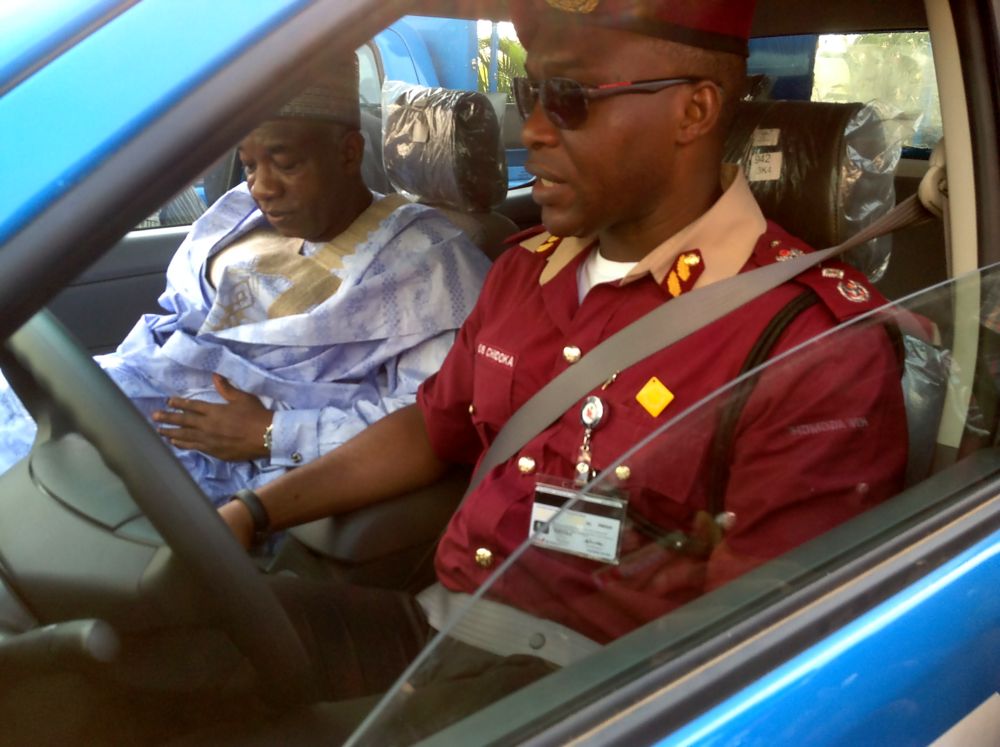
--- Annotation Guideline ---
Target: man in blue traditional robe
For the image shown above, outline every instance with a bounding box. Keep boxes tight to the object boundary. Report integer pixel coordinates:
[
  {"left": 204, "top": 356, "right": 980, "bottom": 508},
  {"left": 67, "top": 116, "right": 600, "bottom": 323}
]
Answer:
[{"left": 0, "top": 60, "right": 490, "bottom": 502}]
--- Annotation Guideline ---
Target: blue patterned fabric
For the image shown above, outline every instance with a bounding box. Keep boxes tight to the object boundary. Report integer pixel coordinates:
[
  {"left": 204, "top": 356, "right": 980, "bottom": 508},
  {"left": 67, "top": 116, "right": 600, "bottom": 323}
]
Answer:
[{"left": 0, "top": 185, "right": 490, "bottom": 502}]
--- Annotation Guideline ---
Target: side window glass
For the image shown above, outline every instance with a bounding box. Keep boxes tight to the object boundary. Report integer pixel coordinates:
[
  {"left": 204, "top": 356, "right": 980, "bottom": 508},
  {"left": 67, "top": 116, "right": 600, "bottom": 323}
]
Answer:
[
  {"left": 135, "top": 183, "right": 208, "bottom": 230},
  {"left": 352, "top": 261, "right": 994, "bottom": 743},
  {"left": 477, "top": 20, "right": 530, "bottom": 187},
  {"left": 476, "top": 20, "right": 525, "bottom": 102},
  {"left": 812, "top": 32, "right": 943, "bottom": 153},
  {"left": 357, "top": 42, "right": 381, "bottom": 106}
]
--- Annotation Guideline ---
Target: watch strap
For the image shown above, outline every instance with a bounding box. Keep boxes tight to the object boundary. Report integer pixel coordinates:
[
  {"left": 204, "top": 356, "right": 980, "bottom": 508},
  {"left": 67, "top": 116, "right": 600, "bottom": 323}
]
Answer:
[{"left": 232, "top": 488, "right": 271, "bottom": 547}]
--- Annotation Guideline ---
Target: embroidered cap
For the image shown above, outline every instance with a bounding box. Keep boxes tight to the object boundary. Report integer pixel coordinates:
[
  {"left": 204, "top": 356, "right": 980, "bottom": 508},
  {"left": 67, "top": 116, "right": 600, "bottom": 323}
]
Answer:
[
  {"left": 511, "top": 0, "right": 758, "bottom": 57},
  {"left": 275, "top": 54, "right": 360, "bottom": 129}
]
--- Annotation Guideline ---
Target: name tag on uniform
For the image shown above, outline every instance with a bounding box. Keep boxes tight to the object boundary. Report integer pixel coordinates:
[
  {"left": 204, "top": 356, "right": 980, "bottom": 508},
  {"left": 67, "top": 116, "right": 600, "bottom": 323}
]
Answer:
[{"left": 529, "top": 481, "right": 627, "bottom": 564}]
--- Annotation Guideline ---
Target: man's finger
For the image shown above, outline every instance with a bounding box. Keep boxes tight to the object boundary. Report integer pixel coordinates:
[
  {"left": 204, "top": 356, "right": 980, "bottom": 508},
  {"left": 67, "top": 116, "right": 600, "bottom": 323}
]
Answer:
[
  {"left": 213, "top": 374, "right": 237, "bottom": 401},
  {"left": 152, "top": 409, "right": 202, "bottom": 427},
  {"left": 167, "top": 437, "right": 203, "bottom": 452},
  {"left": 165, "top": 396, "right": 211, "bottom": 414},
  {"left": 157, "top": 425, "right": 204, "bottom": 442},
  {"left": 213, "top": 374, "right": 256, "bottom": 404}
]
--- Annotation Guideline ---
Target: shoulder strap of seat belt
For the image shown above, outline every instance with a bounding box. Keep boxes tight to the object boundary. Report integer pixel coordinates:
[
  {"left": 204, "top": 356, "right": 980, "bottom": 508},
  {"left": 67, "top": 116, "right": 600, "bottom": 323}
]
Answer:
[{"left": 463, "top": 194, "right": 932, "bottom": 498}]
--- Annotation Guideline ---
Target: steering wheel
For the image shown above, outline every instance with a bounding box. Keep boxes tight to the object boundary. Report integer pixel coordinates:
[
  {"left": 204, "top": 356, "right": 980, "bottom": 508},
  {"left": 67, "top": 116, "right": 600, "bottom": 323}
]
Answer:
[{"left": 3, "top": 311, "right": 314, "bottom": 701}]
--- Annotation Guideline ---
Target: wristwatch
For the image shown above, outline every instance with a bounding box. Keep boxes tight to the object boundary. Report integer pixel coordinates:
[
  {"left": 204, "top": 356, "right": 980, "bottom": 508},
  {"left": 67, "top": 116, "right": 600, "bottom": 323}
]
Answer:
[
  {"left": 231, "top": 488, "right": 272, "bottom": 548},
  {"left": 262, "top": 423, "right": 274, "bottom": 454}
]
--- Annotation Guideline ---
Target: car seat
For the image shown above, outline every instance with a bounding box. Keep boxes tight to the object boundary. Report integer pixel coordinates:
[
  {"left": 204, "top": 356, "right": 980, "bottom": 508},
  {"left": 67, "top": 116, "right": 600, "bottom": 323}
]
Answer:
[
  {"left": 724, "top": 99, "right": 947, "bottom": 485},
  {"left": 725, "top": 99, "right": 900, "bottom": 281}
]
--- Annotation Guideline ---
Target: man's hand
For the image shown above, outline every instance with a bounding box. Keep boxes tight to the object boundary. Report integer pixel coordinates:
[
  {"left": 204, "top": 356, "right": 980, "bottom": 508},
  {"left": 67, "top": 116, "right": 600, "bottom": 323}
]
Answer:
[{"left": 153, "top": 374, "right": 273, "bottom": 461}]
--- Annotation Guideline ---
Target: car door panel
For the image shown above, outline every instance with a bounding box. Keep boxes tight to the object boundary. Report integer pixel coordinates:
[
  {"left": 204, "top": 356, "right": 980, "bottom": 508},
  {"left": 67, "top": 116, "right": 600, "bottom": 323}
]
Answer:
[{"left": 47, "top": 226, "right": 187, "bottom": 354}]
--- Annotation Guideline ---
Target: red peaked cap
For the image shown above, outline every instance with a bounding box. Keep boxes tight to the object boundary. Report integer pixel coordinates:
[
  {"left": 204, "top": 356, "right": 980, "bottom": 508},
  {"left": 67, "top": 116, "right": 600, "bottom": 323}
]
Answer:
[{"left": 509, "top": 0, "right": 757, "bottom": 57}]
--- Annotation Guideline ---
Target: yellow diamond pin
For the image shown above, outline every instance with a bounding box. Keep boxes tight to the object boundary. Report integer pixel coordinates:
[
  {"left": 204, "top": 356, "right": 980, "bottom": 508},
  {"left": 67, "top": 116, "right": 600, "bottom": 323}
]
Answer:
[{"left": 636, "top": 376, "right": 674, "bottom": 417}]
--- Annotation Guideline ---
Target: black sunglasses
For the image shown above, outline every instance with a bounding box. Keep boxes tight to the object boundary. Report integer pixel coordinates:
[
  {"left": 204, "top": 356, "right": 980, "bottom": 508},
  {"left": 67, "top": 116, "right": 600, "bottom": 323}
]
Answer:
[{"left": 512, "top": 75, "right": 700, "bottom": 130}]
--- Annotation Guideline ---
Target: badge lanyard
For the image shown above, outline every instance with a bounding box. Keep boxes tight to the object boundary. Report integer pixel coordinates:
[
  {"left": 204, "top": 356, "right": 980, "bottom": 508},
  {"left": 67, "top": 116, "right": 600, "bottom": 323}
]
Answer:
[
  {"left": 530, "top": 393, "right": 629, "bottom": 564},
  {"left": 575, "top": 395, "right": 605, "bottom": 484}
]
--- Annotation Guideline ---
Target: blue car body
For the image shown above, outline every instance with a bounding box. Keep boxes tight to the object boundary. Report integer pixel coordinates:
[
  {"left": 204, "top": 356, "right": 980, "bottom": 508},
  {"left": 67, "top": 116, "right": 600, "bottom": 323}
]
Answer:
[
  {"left": 0, "top": 0, "right": 309, "bottom": 247},
  {"left": 662, "top": 528, "right": 1000, "bottom": 745}
]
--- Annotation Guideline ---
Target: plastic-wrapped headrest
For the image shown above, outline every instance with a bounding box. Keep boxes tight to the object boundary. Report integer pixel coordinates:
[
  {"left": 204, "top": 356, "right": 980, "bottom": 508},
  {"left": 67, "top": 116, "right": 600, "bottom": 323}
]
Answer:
[
  {"left": 382, "top": 81, "right": 507, "bottom": 212},
  {"left": 724, "top": 100, "right": 904, "bottom": 281}
]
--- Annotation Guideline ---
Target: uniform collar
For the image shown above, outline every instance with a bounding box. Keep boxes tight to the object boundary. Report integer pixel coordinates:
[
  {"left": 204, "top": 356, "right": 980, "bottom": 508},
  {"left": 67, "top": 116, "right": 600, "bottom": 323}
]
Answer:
[
  {"left": 524, "top": 166, "right": 766, "bottom": 291},
  {"left": 621, "top": 165, "right": 766, "bottom": 291},
  {"left": 526, "top": 235, "right": 598, "bottom": 286}
]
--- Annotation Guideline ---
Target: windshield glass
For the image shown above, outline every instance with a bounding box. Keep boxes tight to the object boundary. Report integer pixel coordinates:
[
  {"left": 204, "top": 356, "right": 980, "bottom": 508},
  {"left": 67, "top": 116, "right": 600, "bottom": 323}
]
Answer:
[{"left": 348, "top": 261, "right": 994, "bottom": 745}]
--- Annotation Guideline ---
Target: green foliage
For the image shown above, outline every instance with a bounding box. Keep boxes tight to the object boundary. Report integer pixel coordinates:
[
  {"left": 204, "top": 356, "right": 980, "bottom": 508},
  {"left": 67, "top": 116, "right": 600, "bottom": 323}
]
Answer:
[{"left": 477, "top": 35, "right": 527, "bottom": 99}]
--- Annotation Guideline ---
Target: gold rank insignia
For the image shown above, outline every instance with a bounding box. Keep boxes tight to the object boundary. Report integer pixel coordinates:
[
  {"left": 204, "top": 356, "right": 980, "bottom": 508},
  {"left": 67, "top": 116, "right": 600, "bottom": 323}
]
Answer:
[
  {"left": 535, "top": 234, "right": 562, "bottom": 254},
  {"left": 545, "top": 0, "right": 599, "bottom": 11},
  {"left": 663, "top": 250, "right": 705, "bottom": 298},
  {"left": 636, "top": 376, "right": 675, "bottom": 417}
]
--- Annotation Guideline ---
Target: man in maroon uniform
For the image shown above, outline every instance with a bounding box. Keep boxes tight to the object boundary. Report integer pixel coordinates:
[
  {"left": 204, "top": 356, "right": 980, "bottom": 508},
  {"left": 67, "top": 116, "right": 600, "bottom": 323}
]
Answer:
[{"left": 218, "top": 0, "right": 906, "bottom": 716}]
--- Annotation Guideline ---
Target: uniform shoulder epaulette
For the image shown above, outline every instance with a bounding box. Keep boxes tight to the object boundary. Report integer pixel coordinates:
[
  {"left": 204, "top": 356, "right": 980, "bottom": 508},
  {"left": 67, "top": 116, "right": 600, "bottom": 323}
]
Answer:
[
  {"left": 753, "top": 229, "right": 886, "bottom": 323},
  {"left": 502, "top": 224, "right": 547, "bottom": 249}
]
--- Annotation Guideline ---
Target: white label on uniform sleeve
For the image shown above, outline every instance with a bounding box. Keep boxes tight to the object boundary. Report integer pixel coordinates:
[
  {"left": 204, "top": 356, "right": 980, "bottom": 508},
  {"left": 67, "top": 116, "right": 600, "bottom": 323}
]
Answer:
[
  {"left": 749, "top": 151, "right": 782, "bottom": 182},
  {"left": 752, "top": 127, "right": 781, "bottom": 147}
]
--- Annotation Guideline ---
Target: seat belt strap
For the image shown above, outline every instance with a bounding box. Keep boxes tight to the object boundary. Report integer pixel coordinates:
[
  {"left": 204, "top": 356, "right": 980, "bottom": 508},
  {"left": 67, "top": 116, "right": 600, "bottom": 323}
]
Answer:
[{"left": 465, "top": 194, "right": 933, "bottom": 496}]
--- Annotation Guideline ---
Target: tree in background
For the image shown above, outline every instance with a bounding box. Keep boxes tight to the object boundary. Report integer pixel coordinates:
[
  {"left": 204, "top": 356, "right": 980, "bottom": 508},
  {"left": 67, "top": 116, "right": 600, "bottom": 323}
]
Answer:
[{"left": 478, "top": 32, "right": 526, "bottom": 100}]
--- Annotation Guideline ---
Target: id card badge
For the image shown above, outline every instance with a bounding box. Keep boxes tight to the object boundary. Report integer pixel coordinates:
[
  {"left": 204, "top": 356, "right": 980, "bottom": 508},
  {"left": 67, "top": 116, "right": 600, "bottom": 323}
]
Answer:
[{"left": 529, "top": 478, "right": 628, "bottom": 564}]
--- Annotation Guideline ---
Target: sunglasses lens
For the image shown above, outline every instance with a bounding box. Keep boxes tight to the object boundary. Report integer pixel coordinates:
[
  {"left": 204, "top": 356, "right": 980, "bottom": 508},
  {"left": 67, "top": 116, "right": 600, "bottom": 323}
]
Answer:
[
  {"left": 512, "top": 78, "right": 538, "bottom": 121},
  {"left": 513, "top": 77, "right": 587, "bottom": 129},
  {"left": 543, "top": 78, "right": 587, "bottom": 129}
]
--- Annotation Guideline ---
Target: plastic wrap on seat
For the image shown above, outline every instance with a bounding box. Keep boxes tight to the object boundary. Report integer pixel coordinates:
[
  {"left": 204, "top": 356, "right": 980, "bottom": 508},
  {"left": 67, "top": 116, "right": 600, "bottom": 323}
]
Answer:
[
  {"left": 724, "top": 99, "right": 908, "bottom": 281},
  {"left": 901, "top": 333, "right": 949, "bottom": 485},
  {"left": 382, "top": 80, "right": 507, "bottom": 212}
]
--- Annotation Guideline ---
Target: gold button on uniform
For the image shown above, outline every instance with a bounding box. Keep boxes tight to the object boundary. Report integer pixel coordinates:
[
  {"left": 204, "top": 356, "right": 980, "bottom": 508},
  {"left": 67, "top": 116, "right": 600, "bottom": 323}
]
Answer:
[
  {"left": 615, "top": 464, "right": 631, "bottom": 481},
  {"left": 468, "top": 404, "right": 476, "bottom": 415},
  {"left": 517, "top": 456, "right": 536, "bottom": 474},
  {"left": 474, "top": 547, "right": 494, "bottom": 568},
  {"left": 562, "top": 345, "right": 582, "bottom": 363}
]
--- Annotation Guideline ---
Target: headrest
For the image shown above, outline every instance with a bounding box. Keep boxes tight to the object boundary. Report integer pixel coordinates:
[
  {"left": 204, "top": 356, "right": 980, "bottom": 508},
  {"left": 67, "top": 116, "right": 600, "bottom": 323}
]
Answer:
[
  {"left": 724, "top": 99, "right": 902, "bottom": 280},
  {"left": 382, "top": 82, "right": 507, "bottom": 213}
]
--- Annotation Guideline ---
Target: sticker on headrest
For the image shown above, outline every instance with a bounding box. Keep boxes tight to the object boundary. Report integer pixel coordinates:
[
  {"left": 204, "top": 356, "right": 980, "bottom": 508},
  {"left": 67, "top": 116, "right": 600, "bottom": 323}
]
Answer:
[
  {"left": 752, "top": 128, "right": 781, "bottom": 147},
  {"left": 411, "top": 120, "right": 429, "bottom": 144},
  {"left": 749, "top": 151, "right": 782, "bottom": 182}
]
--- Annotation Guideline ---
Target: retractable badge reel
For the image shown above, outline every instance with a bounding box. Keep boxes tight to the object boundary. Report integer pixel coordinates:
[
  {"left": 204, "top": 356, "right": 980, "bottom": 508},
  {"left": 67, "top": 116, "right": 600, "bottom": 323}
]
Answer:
[{"left": 529, "top": 395, "right": 628, "bottom": 564}]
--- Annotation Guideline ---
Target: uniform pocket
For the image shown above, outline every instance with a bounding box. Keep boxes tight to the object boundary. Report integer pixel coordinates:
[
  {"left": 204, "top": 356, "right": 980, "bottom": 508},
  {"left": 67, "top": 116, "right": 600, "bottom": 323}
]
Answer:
[
  {"left": 587, "top": 387, "right": 714, "bottom": 524},
  {"left": 470, "top": 353, "right": 515, "bottom": 447}
]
